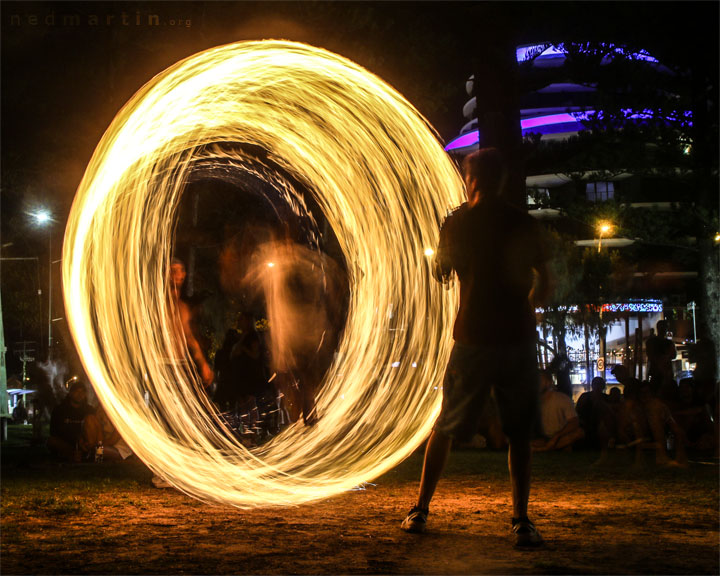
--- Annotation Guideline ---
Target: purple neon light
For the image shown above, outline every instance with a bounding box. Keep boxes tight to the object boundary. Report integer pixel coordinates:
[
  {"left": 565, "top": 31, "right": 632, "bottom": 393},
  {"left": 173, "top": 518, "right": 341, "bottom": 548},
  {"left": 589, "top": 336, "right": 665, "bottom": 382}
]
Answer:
[
  {"left": 521, "top": 113, "right": 590, "bottom": 129},
  {"left": 516, "top": 43, "right": 659, "bottom": 64},
  {"left": 445, "top": 131, "right": 479, "bottom": 151},
  {"left": 446, "top": 109, "right": 692, "bottom": 151}
]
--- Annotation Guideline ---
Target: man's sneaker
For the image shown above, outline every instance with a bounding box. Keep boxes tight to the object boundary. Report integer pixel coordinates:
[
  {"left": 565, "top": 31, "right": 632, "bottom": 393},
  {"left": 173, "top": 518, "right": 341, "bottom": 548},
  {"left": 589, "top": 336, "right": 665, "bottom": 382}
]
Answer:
[
  {"left": 512, "top": 517, "right": 544, "bottom": 547},
  {"left": 401, "top": 506, "right": 429, "bottom": 533}
]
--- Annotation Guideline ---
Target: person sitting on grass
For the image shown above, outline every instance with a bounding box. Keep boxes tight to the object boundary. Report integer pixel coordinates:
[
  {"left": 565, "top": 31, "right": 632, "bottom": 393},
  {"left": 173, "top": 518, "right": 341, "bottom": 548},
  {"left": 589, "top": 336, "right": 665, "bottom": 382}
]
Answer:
[
  {"left": 532, "top": 370, "right": 585, "bottom": 452},
  {"left": 47, "top": 380, "right": 96, "bottom": 462},
  {"left": 636, "top": 379, "right": 688, "bottom": 467},
  {"left": 671, "top": 378, "right": 716, "bottom": 452},
  {"left": 576, "top": 376, "right": 616, "bottom": 450},
  {"left": 12, "top": 399, "right": 28, "bottom": 424},
  {"left": 83, "top": 405, "right": 134, "bottom": 462}
]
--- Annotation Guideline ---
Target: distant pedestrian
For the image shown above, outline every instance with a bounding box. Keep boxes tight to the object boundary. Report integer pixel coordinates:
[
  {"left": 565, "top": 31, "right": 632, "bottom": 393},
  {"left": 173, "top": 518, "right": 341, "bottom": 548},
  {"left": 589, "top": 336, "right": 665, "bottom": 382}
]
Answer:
[{"left": 645, "top": 320, "right": 676, "bottom": 402}]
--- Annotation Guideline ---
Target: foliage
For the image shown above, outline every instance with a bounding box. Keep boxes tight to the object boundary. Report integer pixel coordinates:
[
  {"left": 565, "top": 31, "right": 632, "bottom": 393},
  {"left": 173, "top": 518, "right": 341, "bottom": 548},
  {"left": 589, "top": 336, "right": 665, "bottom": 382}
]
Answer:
[{"left": 522, "top": 40, "right": 716, "bottom": 354}]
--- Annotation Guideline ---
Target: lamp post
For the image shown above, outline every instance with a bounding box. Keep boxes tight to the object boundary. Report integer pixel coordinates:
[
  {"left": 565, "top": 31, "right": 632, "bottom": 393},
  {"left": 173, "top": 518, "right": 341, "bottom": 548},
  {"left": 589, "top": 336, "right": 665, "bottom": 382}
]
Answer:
[
  {"left": 687, "top": 301, "right": 697, "bottom": 342},
  {"left": 33, "top": 210, "right": 53, "bottom": 360}
]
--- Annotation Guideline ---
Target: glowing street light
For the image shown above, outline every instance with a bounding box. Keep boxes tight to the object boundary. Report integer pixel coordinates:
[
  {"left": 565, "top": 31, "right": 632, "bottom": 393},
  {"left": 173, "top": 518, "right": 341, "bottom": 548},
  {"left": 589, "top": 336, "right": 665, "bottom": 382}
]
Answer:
[
  {"left": 33, "top": 210, "right": 51, "bottom": 224},
  {"left": 597, "top": 220, "right": 613, "bottom": 253}
]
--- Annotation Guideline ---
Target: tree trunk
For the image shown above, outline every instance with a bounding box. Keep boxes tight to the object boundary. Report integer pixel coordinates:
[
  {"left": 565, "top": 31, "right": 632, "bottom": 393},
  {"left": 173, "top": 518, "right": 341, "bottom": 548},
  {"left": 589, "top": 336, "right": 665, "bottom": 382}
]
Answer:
[
  {"left": 472, "top": 20, "right": 524, "bottom": 207},
  {"left": 584, "top": 323, "right": 592, "bottom": 385},
  {"left": 698, "top": 240, "right": 720, "bottom": 370},
  {"left": 690, "top": 54, "right": 720, "bottom": 381}
]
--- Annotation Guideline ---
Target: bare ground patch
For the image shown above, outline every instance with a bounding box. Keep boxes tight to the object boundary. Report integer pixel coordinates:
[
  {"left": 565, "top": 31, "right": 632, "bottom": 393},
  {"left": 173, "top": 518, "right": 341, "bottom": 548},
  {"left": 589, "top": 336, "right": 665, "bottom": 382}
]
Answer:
[{"left": 2, "top": 445, "right": 718, "bottom": 575}]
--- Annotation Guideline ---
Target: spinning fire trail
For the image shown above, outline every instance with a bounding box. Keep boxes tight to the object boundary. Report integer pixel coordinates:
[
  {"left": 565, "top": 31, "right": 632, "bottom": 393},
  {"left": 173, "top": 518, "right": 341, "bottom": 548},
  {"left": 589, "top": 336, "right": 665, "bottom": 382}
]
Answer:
[{"left": 63, "top": 41, "right": 464, "bottom": 507}]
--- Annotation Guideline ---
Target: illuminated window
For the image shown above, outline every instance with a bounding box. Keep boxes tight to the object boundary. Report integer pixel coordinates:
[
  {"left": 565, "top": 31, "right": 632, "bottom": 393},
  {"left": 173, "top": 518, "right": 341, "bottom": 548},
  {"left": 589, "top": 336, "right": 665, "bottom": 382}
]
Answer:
[{"left": 586, "top": 181, "right": 614, "bottom": 202}]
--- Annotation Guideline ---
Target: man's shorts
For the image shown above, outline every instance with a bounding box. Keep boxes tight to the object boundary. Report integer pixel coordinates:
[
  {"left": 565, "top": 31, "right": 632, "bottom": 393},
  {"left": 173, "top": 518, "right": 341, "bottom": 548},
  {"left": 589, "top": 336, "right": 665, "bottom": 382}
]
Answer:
[{"left": 433, "top": 341, "right": 539, "bottom": 443}]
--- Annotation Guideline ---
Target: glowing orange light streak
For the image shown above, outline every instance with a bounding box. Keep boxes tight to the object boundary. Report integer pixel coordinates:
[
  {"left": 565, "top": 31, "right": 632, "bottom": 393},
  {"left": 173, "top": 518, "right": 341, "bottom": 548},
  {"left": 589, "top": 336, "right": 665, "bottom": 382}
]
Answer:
[{"left": 63, "top": 41, "right": 464, "bottom": 507}]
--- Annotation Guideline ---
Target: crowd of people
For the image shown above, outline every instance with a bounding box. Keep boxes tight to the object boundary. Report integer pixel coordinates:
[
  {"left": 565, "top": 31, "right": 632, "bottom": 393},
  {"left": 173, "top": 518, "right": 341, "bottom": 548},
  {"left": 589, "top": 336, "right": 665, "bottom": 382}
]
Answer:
[
  {"left": 533, "top": 363, "right": 718, "bottom": 467},
  {"left": 467, "top": 356, "right": 718, "bottom": 468}
]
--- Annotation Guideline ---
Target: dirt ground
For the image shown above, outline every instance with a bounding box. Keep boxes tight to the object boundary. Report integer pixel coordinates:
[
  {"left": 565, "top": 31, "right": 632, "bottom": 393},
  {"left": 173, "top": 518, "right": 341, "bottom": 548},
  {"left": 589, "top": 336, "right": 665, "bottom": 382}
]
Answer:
[{"left": 2, "top": 434, "right": 718, "bottom": 575}]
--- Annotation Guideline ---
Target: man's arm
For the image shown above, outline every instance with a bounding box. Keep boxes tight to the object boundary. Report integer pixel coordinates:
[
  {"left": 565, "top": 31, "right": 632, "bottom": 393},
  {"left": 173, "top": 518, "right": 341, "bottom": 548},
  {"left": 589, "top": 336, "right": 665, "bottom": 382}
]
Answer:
[
  {"left": 432, "top": 213, "right": 456, "bottom": 285},
  {"left": 179, "top": 302, "right": 214, "bottom": 387}
]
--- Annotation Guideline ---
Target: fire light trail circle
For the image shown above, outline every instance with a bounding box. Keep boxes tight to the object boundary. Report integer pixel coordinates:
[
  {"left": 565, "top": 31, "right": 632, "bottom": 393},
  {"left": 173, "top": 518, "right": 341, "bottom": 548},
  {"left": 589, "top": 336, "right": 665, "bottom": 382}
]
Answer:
[{"left": 63, "top": 41, "right": 464, "bottom": 507}]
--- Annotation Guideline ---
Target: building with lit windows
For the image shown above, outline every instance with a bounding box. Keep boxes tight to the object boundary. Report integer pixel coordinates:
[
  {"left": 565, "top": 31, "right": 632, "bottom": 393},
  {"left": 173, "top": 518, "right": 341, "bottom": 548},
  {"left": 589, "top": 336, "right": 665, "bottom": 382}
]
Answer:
[{"left": 445, "top": 42, "right": 701, "bottom": 391}]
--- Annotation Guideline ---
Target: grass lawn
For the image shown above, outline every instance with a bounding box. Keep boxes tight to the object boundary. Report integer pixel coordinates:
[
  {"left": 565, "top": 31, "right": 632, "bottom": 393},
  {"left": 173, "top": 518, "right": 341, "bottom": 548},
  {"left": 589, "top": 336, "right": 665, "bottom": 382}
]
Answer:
[{"left": 2, "top": 423, "right": 718, "bottom": 574}]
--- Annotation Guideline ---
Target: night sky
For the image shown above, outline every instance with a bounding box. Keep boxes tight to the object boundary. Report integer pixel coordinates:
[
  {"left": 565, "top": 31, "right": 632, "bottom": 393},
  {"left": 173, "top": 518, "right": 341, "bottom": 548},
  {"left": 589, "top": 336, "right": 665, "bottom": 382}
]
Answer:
[{"left": 1, "top": 1, "right": 717, "bottom": 371}]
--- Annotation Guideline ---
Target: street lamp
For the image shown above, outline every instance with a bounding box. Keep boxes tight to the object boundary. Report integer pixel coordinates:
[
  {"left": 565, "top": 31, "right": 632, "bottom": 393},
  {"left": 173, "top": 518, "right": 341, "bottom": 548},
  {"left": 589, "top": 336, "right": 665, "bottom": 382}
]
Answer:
[
  {"left": 597, "top": 220, "right": 613, "bottom": 253},
  {"left": 32, "top": 210, "right": 53, "bottom": 360}
]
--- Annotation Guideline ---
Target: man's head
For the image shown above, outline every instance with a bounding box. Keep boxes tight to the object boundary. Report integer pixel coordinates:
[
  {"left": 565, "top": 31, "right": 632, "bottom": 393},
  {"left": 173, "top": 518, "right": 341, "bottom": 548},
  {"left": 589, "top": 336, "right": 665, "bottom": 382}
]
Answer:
[
  {"left": 170, "top": 258, "right": 186, "bottom": 289},
  {"left": 591, "top": 376, "right": 606, "bottom": 393},
  {"left": 67, "top": 381, "right": 87, "bottom": 407},
  {"left": 656, "top": 320, "right": 668, "bottom": 337},
  {"left": 611, "top": 364, "right": 630, "bottom": 384},
  {"left": 462, "top": 147, "right": 507, "bottom": 204},
  {"left": 539, "top": 369, "right": 554, "bottom": 393},
  {"left": 678, "top": 378, "right": 694, "bottom": 404},
  {"left": 608, "top": 387, "right": 622, "bottom": 403}
]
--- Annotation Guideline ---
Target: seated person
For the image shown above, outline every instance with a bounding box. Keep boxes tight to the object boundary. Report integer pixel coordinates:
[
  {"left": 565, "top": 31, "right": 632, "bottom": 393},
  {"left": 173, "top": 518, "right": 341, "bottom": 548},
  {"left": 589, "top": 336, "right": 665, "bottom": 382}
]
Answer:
[
  {"left": 12, "top": 400, "right": 28, "bottom": 424},
  {"left": 637, "top": 379, "right": 687, "bottom": 466},
  {"left": 576, "top": 376, "right": 616, "bottom": 449},
  {"left": 671, "top": 378, "right": 716, "bottom": 452},
  {"left": 533, "top": 370, "right": 585, "bottom": 452},
  {"left": 616, "top": 375, "right": 687, "bottom": 467},
  {"left": 83, "top": 405, "right": 134, "bottom": 462},
  {"left": 47, "top": 381, "right": 96, "bottom": 461}
]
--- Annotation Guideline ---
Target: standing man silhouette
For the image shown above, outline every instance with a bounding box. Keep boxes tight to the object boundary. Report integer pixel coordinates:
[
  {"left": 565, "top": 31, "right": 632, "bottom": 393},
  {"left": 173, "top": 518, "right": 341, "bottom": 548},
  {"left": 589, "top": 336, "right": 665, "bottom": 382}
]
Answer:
[{"left": 401, "top": 148, "right": 553, "bottom": 547}]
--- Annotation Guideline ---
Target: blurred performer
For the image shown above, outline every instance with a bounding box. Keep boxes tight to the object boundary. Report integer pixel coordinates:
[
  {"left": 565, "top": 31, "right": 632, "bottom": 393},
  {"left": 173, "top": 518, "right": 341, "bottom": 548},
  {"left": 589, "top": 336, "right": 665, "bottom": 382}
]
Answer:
[
  {"left": 170, "top": 259, "right": 214, "bottom": 391},
  {"left": 152, "top": 259, "right": 213, "bottom": 488},
  {"left": 243, "top": 235, "right": 341, "bottom": 426},
  {"left": 401, "top": 148, "right": 553, "bottom": 547}
]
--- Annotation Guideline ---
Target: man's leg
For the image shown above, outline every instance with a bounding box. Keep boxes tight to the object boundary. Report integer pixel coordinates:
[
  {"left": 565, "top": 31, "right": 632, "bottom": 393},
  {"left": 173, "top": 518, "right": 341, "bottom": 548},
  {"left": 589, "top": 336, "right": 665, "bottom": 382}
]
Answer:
[
  {"left": 508, "top": 435, "right": 544, "bottom": 546},
  {"left": 498, "top": 343, "right": 544, "bottom": 547},
  {"left": 508, "top": 437, "right": 532, "bottom": 520},
  {"left": 417, "top": 429, "right": 453, "bottom": 510},
  {"left": 401, "top": 429, "right": 452, "bottom": 533}
]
